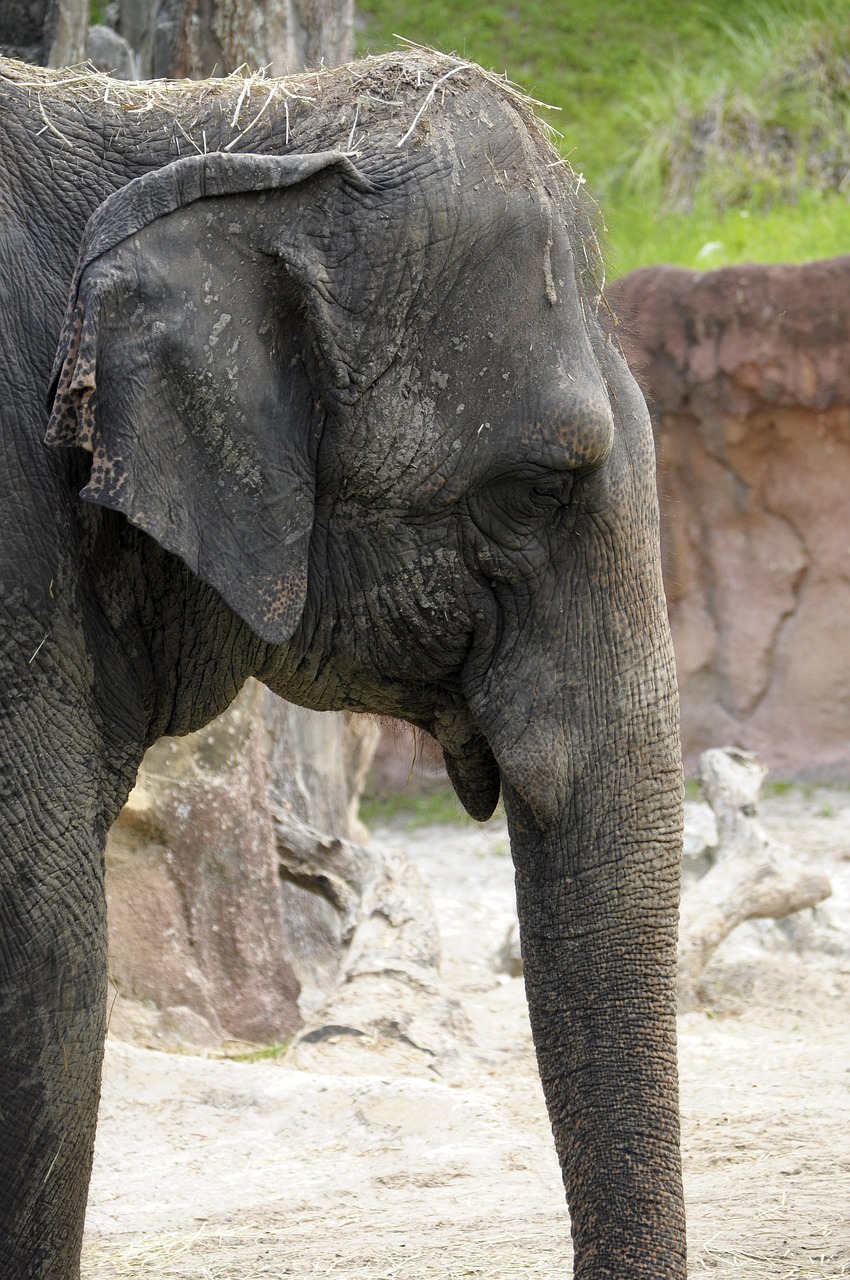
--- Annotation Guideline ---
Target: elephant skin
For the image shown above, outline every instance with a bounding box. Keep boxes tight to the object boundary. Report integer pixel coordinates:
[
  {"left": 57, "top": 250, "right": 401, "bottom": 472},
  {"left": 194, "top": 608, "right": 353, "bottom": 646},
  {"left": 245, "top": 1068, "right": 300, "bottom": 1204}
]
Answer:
[{"left": 0, "top": 52, "right": 684, "bottom": 1278}]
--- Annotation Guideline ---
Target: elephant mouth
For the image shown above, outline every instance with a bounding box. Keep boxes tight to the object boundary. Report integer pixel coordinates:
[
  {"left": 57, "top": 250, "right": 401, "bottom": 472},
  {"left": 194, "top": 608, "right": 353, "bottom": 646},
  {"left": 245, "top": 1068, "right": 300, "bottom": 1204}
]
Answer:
[
  {"left": 443, "top": 747, "right": 501, "bottom": 821},
  {"left": 432, "top": 704, "right": 501, "bottom": 822}
]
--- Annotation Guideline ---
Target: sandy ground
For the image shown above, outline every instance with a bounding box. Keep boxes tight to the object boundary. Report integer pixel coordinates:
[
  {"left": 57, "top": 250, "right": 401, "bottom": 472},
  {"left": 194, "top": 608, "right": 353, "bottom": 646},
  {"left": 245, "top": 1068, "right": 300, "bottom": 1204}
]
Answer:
[{"left": 82, "top": 787, "right": 850, "bottom": 1279}]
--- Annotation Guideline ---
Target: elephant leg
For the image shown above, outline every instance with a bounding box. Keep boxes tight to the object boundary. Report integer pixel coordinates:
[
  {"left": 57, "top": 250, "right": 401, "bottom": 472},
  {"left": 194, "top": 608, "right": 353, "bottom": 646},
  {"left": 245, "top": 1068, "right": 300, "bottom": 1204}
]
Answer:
[{"left": 0, "top": 734, "right": 109, "bottom": 1279}]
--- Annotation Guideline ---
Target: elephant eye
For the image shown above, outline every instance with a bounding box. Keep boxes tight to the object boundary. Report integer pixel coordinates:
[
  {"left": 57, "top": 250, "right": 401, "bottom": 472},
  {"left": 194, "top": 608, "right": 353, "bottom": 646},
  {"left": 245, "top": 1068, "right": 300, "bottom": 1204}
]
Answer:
[
  {"left": 510, "top": 474, "right": 574, "bottom": 518},
  {"left": 469, "top": 470, "right": 575, "bottom": 549},
  {"left": 529, "top": 480, "right": 569, "bottom": 508}
]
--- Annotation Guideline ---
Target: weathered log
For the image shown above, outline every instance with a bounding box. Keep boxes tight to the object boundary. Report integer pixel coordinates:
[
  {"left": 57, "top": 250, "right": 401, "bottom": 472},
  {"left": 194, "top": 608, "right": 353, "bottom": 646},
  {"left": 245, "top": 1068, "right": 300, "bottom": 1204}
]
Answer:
[
  {"left": 677, "top": 747, "right": 832, "bottom": 1011},
  {"left": 284, "top": 834, "right": 470, "bottom": 1062}
]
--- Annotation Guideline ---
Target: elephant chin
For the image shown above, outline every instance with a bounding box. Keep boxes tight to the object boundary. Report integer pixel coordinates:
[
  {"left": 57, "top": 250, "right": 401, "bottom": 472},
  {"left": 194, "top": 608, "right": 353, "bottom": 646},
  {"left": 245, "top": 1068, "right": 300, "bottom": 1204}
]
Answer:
[{"left": 443, "top": 747, "right": 501, "bottom": 822}]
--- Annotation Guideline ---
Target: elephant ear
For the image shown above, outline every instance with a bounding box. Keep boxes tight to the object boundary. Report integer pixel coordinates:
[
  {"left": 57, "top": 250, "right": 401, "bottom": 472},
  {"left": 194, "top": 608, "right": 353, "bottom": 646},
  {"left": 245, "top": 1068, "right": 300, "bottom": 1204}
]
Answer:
[{"left": 46, "top": 150, "right": 370, "bottom": 645}]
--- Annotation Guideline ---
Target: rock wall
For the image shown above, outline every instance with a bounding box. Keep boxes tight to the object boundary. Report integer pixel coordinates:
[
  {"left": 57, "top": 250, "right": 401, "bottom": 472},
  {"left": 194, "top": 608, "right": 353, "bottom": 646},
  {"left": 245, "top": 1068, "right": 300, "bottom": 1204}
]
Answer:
[
  {"left": 106, "top": 683, "right": 389, "bottom": 1048},
  {"left": 609, "top": 258, "right": 850, "bottom": 778}
]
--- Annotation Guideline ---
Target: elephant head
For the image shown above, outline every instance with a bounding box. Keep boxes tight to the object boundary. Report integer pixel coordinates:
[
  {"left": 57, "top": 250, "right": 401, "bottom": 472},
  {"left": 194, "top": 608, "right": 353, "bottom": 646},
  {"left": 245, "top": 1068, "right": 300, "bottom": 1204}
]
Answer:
[{"left": 46, "top": 78, "right": 685, "bottom": 1278}]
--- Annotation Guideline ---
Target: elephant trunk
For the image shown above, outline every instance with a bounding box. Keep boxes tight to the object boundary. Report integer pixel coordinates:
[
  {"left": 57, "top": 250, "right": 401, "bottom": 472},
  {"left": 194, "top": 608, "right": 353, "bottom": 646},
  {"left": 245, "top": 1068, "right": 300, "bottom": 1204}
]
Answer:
[
  {"left": 483, "top": 587, "right": 687, "bottom": 1275},
  {"left": 503, "top": 768, "right": 686, "bottom": 1278},
  {"left": 467, "top": 605, "right": 687, "bottom": 1276},
  {"left": 462, "top": 373, "right": 687, "bottom": 1274}
]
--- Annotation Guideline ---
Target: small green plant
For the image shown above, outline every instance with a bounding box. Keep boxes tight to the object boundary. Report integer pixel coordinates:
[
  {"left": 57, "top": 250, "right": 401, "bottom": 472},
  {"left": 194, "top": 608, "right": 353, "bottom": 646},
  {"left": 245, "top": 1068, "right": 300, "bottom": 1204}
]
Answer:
[
  {"left": 817, "top": 800, "right": 836, "bottom": 818},
  {"left": 228, "top": 1039, "right": 291, "bottom": 1063},
  {"left": 360, "top": 782, "right": 505, "bottom": 828},
  {"left": 763, "top": 779, "right": 795, "bottom": 797},
  {"left": 621, "top": 3, "right": 850, "bottom": 215},
  {"left": 360, "top": 783, "right": 471, "bottom": 828}
]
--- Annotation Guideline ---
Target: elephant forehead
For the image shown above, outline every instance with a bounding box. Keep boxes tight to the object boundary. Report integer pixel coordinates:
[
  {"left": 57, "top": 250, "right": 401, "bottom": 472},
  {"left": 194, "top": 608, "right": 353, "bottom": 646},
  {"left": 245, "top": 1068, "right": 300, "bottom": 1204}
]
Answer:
[
  {"left": 329, "top": 371, "right": 614, "bottom": 514},
  {"left": 399, "top": 317, "right": 615, "bottom": 489}
]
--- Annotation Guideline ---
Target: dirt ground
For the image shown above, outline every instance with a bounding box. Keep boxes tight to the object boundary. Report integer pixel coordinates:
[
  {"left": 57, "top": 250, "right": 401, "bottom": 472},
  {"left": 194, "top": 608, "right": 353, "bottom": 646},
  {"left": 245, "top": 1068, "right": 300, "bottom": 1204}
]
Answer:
[{"left": 82, "top": 787, "right": 850, "bottom": 1279}]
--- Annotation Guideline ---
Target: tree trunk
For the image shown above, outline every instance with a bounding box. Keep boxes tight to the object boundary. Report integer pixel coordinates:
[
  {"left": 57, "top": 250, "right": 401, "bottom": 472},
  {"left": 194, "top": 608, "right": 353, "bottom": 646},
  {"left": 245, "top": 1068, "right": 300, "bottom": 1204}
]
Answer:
[
  {"left": 0, "top": 0, "right": 87, "bottom": 66},
  {"left": 109, "top": 0, "right": 354, "bottom": 79}
]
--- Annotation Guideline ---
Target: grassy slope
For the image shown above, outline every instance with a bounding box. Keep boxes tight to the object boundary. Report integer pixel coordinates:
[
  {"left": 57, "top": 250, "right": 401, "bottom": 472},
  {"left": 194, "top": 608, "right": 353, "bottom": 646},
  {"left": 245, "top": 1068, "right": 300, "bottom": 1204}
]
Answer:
[{"left": 356, "top": 0, "right": 850, "bottom": 274}]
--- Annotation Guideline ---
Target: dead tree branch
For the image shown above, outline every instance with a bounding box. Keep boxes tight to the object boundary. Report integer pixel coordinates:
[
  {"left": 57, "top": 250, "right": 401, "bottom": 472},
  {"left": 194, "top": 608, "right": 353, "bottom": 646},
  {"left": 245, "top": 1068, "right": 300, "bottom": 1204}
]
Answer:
[{"left": 678, "top": 747, "right": 832, "bottom": 1011}]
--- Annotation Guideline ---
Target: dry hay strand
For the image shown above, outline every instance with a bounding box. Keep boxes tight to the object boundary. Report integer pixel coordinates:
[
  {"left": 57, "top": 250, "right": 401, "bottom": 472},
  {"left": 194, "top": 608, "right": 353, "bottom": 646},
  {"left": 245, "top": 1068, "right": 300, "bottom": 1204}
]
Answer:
[
  {"left": 1, "top": 56, "right": 290, "bottom": 108},
  {"left": 693, "top": 1241, "right": 849, "bottom": 1278},
  {"left": 0, "top": 44, "right": 568, "bottom": 169},
  {"left": 80, "top": 1218, "right": 850, "bottom": 1280},
  {"left": 82, "top": 1215, "right": 572, "bottom": 1279},
  {"left": 389, "top": 37, "right": 563, "bottom": 148},
  {"left": 83, "top": 1223, "right": 294, "bottom": 1279},
  {"left": 1, "top": 58, "right": 317, "bottom": 152},
  {"left": 1, "top": 44, "right": 606, "bottom": 322}
]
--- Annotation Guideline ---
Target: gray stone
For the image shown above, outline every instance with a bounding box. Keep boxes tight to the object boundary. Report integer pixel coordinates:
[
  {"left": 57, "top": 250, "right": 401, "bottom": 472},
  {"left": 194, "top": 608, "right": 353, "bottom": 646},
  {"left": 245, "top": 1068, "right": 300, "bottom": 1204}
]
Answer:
[{"left": 86, "top": 23, "right": 138, "bottom": 79}]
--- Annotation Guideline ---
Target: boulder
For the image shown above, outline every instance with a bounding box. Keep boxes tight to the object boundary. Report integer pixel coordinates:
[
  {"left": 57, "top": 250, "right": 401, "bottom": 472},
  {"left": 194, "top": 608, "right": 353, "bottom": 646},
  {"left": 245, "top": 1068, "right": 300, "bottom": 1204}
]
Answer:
[
  {"left": 86, "top": 23, "right": 138, "bottom": 78},
  {"left": 106, "top": 682, "right": 303, "bottom": 1047}
]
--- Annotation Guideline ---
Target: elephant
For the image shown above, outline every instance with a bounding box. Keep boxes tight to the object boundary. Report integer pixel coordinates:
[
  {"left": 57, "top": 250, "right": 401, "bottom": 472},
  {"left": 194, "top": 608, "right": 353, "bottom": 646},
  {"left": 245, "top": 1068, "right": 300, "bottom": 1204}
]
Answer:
[{"left": 0, "top": 49, "right": 685, "bottom": 1279}]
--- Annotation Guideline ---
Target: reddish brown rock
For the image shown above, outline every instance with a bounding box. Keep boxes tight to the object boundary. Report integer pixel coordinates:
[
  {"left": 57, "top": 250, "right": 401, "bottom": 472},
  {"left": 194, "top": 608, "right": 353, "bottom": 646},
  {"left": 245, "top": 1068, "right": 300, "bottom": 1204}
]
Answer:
[
  {"left": 609, "top": 258, "right": 850, "bottom": 778},
  {"left": 107, "top": 681, "right": 303, "bottom": 1046}
]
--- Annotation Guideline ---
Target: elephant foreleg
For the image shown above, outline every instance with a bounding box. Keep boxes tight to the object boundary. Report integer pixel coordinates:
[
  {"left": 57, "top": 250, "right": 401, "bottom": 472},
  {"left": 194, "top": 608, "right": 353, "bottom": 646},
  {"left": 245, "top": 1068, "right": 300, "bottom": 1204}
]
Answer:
[{"left": 0, "top": 781, "right": 108, "bottom": 1279}]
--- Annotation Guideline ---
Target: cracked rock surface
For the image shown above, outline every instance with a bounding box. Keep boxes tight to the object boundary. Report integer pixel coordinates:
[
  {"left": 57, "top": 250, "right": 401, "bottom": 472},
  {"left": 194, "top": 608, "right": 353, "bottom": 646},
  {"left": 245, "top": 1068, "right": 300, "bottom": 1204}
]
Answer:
[{"left": 610, "top": 258, "right": 850, "bottom": 777}]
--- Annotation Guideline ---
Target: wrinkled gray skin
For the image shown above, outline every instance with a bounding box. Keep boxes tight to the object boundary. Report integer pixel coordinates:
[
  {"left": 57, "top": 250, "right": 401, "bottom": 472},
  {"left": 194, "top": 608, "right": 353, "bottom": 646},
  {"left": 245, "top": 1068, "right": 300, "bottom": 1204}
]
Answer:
[{"left": 0, "top": 53, "right": 685, "bottom": 1279}]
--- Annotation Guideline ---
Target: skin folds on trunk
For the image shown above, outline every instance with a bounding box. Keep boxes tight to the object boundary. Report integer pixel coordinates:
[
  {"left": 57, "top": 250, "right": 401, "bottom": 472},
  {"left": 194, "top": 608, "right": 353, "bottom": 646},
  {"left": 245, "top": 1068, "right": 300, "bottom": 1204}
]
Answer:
[
  {"left": 504, "top": 779, "right": 685, "bottom": 1279},
  {"left": 472, "top": 621, "right": 685, "bottom": 1276},
  {"left": 470, "top": 633, "right": 686, "bottom": 1280}
]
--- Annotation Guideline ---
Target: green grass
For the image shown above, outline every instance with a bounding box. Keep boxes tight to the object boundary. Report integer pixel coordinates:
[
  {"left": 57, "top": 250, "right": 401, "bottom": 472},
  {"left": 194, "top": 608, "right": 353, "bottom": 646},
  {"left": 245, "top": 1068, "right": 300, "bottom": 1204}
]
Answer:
[
  {"left": 356, "top": 0, "right": 850, "bottom": 273},
  {"left": 227, "top": 1039, "right": 291, "bottom": 1062},
  {"left": 608, "top": 191, "right": 850, "bottom": 277},
  {"left": 619, "top": 5, "right": 850, "bottom": 219},
  {"left": 762, "top": 779, "right": 797, "bottom": 798},
  {"left": 357, "top": 0, "right": 771, "bottom": 179}
]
